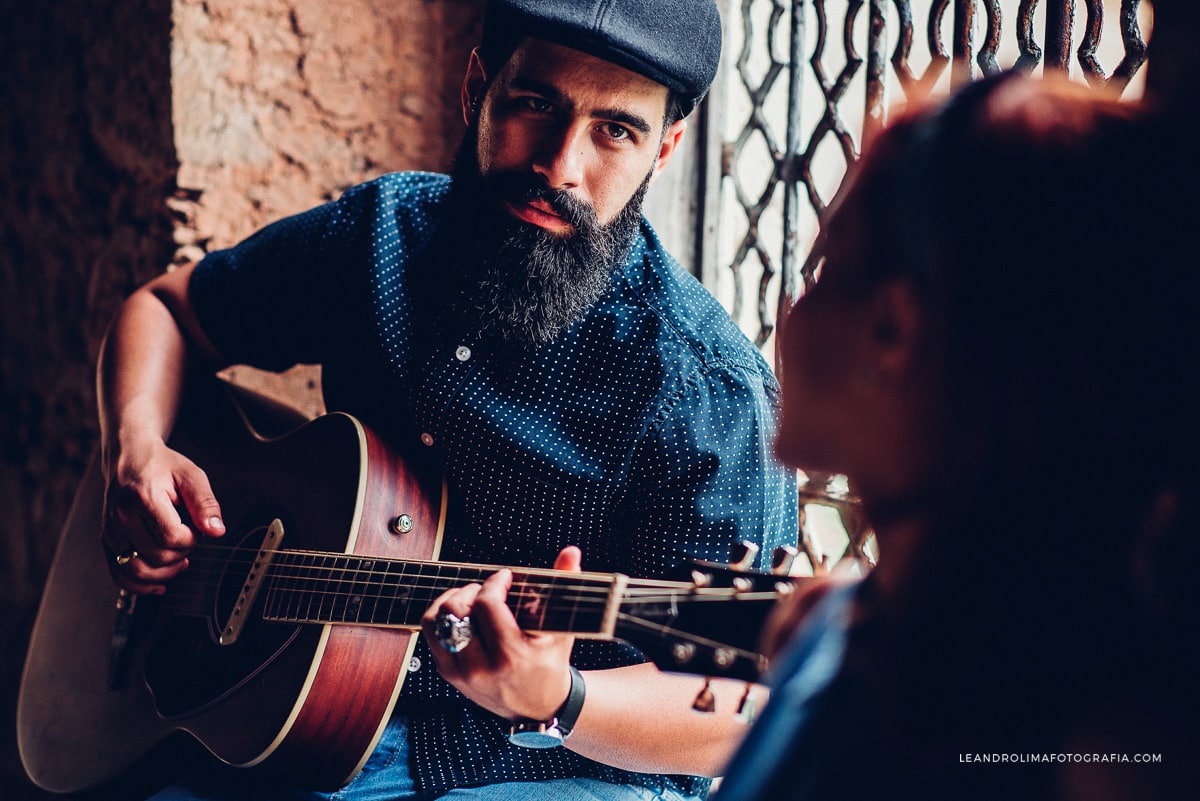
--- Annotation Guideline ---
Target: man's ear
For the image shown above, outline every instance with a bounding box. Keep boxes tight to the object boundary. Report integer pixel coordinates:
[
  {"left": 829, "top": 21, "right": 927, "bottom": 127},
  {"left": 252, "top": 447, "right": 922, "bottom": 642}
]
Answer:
[
  {"left": 461, "top": 48, "right": 489, "bottom": 125},
  {"left": 648, "top": 119, "right": 687, "bottom": 185}
]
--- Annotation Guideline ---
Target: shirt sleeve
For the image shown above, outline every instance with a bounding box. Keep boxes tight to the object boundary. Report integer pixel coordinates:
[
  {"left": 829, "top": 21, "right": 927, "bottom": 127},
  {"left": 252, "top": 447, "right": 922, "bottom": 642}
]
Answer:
[
  {"left": 623, "top": 360, "right": 799, "bottom": 578},
  {"left": 188, "top": 189, "right": 365, "bottom": 371}
]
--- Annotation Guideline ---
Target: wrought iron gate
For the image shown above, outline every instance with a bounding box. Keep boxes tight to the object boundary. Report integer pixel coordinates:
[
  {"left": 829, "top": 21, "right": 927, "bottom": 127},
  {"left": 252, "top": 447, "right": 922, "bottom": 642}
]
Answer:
[{"left": 712, "top": 0, "right": 1150, "bottom": 571}]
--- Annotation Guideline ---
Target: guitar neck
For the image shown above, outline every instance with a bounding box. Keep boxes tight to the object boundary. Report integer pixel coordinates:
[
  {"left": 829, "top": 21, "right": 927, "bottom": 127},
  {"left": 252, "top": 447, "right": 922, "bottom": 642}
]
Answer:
[{"left": 259, "top": 551, "right": 632, "bottom": 637}]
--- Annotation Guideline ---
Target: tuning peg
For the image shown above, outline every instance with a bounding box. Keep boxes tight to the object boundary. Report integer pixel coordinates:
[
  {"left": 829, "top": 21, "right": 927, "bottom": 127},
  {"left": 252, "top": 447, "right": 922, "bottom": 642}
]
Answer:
[
  {"left": 732, "top": 576, "right": 755, "bottom": 592},
  {"left": 692, "top": 678, "right": 716, "bottom": 713},
  {"left": 771, "top": 545, "right": 798, "bottom": 575},
  {"left": 690, "top": 569, "right": 713, "bottom": 588},
  {"left": 729, "top": 540, "right": 760, "bottom": 570},
  {"left": 735, "top": 683, "right": 758, "bottom": 724},
  {"left": 672, "top": 642, "right": 697, "bottom": 665}
]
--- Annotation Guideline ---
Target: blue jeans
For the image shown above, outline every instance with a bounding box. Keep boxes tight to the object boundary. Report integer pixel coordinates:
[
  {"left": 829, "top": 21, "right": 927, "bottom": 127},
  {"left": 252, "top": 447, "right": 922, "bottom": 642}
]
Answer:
[{"left": 147, "top": 718, "right": 702, "bottom": 801}]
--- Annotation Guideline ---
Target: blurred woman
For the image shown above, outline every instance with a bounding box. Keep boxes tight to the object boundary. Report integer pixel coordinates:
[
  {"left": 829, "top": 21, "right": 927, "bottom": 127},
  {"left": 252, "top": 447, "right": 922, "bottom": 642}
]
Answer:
[{"left": 716, "top": 72, "right": 1197, "bottom": 801}]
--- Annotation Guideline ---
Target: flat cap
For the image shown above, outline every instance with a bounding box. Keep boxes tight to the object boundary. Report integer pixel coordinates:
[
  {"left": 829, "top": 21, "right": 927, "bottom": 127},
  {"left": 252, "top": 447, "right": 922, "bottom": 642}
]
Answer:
[{"left": 482, "top": 0, "right": 723, "bottom": 117}]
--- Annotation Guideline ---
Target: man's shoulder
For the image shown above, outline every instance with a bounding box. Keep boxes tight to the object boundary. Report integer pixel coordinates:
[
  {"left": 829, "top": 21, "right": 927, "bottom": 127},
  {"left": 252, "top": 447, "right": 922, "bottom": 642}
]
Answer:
[
  {"left": 617, "top": 223, "right": 774, "bottom": 383},
  {"left": 316, "top": 171, "right": 451, "bottom": 248},
  {"left": 341, "top": 171, "right": 451, "bottom": 210}
]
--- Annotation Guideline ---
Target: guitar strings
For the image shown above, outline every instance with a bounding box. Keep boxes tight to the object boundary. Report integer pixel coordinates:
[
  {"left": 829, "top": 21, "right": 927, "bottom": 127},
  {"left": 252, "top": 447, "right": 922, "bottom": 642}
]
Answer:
[
  {"left": 174, "top": 544, "right": 781, "bottom": 585},
  {"left": 150, "top": 545, "right": 784, "bottom": 630},
  {"left": 166, "top": 543, "right": 708, "bottom": 593},
  {"left": 168, "top": 553, "right": 781, "bottom": 605}
]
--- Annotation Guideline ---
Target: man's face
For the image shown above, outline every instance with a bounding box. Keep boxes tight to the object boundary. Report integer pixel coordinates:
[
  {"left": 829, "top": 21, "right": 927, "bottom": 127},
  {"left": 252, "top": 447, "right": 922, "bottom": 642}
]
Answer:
[
  {"left": 468, "top": 38, "right": 684, "bottom": 233},
  {"left": 428, "top": 37, "right": 686, "bottom": 348}
]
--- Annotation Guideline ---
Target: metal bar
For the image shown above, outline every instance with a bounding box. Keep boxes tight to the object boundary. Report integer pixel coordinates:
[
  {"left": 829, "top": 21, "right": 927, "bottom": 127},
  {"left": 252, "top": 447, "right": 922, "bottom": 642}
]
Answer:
[
  {"left": 865, "top": 0, "right": 888, "bottom": 141},
  {"left": 1045, "top": 0, "right": 1076, "bottom": 72},
  {"left": 779, "top": 0, "right": 808, "bottom": 354},
  {"left": 979, "top": 0, "right": 1003, "bottom": 75},
  {"left": 1015, "top": 0, "right": 1042, "bottom": 72},
  {"left": 1109, "top": 0, "right": 1148, "bottom": 92},
  {"left": 953, "top": 0, "right": 977, "bottom": 87}
]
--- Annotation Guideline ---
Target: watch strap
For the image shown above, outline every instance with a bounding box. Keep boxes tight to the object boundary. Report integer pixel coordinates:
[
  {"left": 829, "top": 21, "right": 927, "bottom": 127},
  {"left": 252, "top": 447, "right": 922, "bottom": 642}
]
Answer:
[
  {"left": 508, "top": 666, "right": 586, "bottom": 748},
  {"left": 555, "top": 665, "right": 585, "bottom": 736}
]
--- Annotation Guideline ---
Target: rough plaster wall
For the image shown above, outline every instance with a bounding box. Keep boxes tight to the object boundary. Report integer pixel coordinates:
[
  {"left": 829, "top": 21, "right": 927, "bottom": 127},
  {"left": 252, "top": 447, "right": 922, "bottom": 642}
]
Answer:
[
  {"left": 0, "top": 2, "right": 482, "bottom": 798},
  {"left": 172, "top": 0, "right": 484, "bottom": 415}
]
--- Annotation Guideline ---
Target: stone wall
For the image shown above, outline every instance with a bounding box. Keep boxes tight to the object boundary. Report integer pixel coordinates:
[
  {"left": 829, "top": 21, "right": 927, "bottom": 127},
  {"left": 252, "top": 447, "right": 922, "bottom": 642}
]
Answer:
[{"left": 0, "top": 1, "right": 483, "bottom": 797}]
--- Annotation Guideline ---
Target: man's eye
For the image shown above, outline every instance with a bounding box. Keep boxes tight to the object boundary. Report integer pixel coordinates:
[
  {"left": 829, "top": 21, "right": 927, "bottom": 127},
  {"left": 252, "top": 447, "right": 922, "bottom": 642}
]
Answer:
[
  {"left": 601, "top": 123, "right": 631, "bottom": 141},
  {"left": 521, "top": 97, "right": 554, "bottom": 113}
]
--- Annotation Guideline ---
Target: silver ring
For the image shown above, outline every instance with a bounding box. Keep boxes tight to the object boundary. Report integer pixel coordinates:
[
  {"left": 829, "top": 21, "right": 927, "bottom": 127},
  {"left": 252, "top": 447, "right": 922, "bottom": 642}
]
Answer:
[
  {"left": 115, "top": 547, "right": 139, "bottom": 567},
  {"left": 435, "top": 611, "right": 473, "bottom": 653}
]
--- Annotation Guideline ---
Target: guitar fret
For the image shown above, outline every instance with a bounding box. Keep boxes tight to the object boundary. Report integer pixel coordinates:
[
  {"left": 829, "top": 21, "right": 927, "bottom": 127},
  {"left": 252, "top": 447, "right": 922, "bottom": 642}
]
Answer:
[
  {"left": 388, "top": 563, "right": 408, "bottom": 623},
  {"left": 541, "top": 573, "right": 557, "bottom": 631},
  {"left": 276, "top": 552, "right": 298, "bottom": 621},
  {"left": 363, "top": 557, "right": 384, "bottom": 623},
  {"left": 335, "top": 554, "right": 354, "bottom": 623},
  {"left": 343, "top": 557, "right": 356, "bottom": 620},
  {"left": 313, "top": 554, "right": 332, "bottom": 622},
  {"left": 296, "top": 553, "right": 315, "bottom": 621},
  {"left": 563, "top": 574, "right": 582, "bottom": 633},
  {"left": 279, "top": 553, "right": 298, "bottom": 621},
  {"left": 335, "top": 554, "right": 349, "bottom": 622},
  {"left": 334, "top": 554, "right": 351, "bottom": 622},
  {"left": 348, "top": 556, "right": 364, "bottom": 623},
  {"left": 405, "top": 562, "right": 425, "bottom": 624},
  {"left": 299, "top": 554, "right": 317, "bottom": 622},
  {"left": 262, "top": 557, "right": 280, "bottom": 620},
  {"left": 372, "top": 556, "right": 391, "bottom": 623}
]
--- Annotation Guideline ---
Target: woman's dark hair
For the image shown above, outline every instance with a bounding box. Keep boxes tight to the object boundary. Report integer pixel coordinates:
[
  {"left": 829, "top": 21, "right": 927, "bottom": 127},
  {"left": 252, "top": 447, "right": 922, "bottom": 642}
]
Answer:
[{"left": 829, "top": 73, "right": 1196, "bottom": 790}]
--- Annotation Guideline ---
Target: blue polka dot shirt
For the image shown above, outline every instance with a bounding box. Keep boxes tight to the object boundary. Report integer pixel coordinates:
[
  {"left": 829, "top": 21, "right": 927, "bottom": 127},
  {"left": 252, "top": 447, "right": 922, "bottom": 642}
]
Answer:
[{"left": 190, "top": 172, "right": 798, "bottom": 796}]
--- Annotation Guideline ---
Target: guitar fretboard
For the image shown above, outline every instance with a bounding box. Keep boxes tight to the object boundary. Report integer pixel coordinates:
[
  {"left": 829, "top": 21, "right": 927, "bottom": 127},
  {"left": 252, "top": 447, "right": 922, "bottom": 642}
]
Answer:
[{"left": 259, "top": 551, "right": 625, "bottom": 636}]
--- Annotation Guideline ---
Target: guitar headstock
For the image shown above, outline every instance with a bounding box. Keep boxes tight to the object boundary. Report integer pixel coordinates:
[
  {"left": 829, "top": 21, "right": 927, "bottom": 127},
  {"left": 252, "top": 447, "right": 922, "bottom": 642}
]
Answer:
[{"left": 613, "top": 543, "right": 805, "bottom": 683}]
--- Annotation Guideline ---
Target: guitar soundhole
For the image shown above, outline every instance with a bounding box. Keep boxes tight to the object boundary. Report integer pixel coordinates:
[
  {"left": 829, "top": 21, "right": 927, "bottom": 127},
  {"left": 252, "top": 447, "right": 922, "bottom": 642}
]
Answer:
[{"left": 145, "top": 513, "right": 303, "bottom": 719}]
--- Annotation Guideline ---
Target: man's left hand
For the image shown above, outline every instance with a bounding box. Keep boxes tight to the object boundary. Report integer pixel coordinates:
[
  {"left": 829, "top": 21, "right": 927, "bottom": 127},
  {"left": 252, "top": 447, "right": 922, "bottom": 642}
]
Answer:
[{"left": 421, "top": 546, "right": 581, "bottom": 721}]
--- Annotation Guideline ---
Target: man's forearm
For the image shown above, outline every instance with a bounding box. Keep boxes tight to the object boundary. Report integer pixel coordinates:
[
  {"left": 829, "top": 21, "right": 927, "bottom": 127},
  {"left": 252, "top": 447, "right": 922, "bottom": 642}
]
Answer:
[
  {"left": 568, "top": 663, "right": 763, "bottom": 777},
  {"left": 97, "top": 288, "right": 190, "bottom": 469},
  {"left": 96, "top": 266, "right": 219, "bottom": 474}
]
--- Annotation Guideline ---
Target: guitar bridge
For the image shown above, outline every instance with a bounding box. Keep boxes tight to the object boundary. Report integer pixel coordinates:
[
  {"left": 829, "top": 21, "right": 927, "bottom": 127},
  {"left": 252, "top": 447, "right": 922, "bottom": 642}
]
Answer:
[{"left": 219, "top": 519, "right": 284, "bottom": 646}]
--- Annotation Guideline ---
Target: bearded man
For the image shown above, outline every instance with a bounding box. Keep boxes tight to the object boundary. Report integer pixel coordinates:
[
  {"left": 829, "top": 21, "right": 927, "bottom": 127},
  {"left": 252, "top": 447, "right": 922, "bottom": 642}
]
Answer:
[{"left": 96, "top": 1, "right": 798, "bottom": 799}]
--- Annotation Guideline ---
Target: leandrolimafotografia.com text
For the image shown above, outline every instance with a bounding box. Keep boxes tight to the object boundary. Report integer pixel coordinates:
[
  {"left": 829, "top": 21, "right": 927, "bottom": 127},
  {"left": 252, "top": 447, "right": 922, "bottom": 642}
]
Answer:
[{"left": 959, "top": 753, "right": 1162, "bottom": 765}]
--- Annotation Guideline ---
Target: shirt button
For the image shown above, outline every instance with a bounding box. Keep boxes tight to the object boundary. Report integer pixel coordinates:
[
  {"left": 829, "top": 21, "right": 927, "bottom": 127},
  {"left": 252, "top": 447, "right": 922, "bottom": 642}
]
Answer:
[
  {"left": 455, "top": 345, "right": 472, "bottom": 362},
  {"left": 409, "top": 655, "right": 422, "bottom": 673},
  {"left": 420, "top": 433, "right": 435, "bottom": 446}
]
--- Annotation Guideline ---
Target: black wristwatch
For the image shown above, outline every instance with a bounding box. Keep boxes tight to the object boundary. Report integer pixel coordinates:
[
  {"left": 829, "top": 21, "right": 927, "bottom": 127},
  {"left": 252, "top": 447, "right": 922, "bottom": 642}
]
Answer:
[{"left": 508, "top": 666, "right": 586, "bottom": 748}]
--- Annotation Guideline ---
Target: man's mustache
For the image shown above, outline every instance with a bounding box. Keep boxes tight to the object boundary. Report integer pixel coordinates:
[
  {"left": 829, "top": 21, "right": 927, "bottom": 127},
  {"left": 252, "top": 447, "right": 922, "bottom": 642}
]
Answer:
[{"left": 479, "top": 170, "right": 598, "bottom": 232}]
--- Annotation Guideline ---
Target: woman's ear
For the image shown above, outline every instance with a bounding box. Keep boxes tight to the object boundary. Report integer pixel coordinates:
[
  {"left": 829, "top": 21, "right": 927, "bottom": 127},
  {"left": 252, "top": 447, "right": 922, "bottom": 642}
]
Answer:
[{"left": 866, "top": 278, "right": 924, "bottom": 384}]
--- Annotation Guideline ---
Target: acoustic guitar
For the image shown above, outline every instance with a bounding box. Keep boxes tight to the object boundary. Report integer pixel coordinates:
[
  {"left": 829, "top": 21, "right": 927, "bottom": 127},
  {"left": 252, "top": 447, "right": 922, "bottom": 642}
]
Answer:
[{"left": 18, "top": 381, "right": 792, "bottom": 794}]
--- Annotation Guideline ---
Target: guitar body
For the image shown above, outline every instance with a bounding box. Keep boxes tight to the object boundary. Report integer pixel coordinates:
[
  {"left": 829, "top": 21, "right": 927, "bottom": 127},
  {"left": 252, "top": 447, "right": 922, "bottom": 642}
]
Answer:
[{"left": 17, "top": 385, "right": 447, "bottom": 794}]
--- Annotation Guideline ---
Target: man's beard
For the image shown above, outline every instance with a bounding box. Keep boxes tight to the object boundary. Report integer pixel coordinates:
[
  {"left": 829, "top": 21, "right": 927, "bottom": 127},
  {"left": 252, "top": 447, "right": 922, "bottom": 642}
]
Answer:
[{"left": 430, "top": 125, "right": 652, "bottom": 348}]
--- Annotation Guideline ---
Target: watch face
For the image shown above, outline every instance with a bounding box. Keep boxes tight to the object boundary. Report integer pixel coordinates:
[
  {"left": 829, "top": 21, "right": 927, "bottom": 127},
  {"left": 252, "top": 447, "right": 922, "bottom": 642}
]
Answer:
[{"left": 509, "top": 724, "right": 564, "bottom": 749}]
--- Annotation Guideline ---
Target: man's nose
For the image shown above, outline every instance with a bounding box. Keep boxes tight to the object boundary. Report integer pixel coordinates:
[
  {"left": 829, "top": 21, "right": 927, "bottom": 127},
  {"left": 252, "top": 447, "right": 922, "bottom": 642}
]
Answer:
[{"left": 531, "top": 123, "right": 586, "bottom": 190}]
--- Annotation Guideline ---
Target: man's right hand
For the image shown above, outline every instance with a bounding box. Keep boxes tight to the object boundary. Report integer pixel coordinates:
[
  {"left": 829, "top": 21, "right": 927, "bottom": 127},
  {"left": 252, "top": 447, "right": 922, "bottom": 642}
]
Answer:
[
  {"left": 101, "top": 438, "right": 225, "bottom": 595},
  {"left": 96, "top": 264, "right": 230, "bottom": 595}
]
